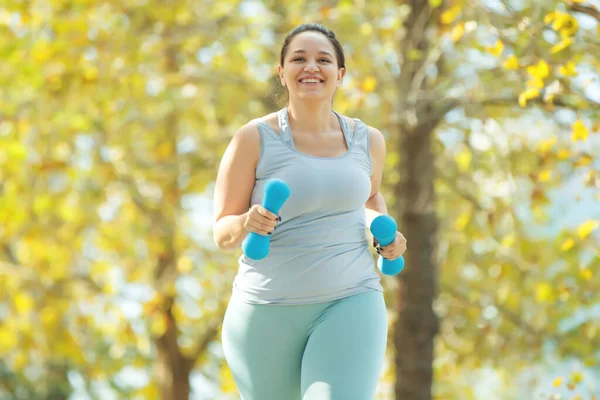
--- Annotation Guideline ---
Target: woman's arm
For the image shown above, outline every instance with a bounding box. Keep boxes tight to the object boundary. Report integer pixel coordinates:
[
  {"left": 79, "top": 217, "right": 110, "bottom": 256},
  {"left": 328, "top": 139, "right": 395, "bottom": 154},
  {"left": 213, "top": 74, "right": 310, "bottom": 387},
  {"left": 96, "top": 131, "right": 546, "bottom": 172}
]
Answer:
[
  {"left": 365, "top": 126, "right": 388, "bottom": 225},
  {"left": 212, "top": 123, "right": 261, "bottom": 251},
  {"left": 365, "top": 126, "right": 407, "bottom": 259}
]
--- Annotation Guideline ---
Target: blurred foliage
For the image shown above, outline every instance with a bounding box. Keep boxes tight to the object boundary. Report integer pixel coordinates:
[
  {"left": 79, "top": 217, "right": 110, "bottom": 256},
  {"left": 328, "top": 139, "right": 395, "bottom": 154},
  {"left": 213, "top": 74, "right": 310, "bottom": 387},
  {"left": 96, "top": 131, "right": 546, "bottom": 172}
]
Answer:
[{"left": 0, "top": 0, "right": 598, "bottom": 399}]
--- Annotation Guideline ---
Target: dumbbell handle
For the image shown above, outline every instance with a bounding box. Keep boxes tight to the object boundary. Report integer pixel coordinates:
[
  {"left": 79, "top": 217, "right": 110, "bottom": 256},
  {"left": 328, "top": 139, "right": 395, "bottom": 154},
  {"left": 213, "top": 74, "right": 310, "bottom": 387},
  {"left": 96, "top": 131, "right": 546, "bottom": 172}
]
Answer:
[
  {"left": 370, "top": 215, "right": 405, "bottom": 276},
  {"left": 242, "top": 179, "right": 290, "bottom": 260}
]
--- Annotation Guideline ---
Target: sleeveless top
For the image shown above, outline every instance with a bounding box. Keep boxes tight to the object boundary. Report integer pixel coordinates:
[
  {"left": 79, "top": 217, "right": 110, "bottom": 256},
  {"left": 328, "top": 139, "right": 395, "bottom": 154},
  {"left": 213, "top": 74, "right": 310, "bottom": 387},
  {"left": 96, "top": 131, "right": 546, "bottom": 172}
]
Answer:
[{"left": 231, "top": 107, "right": 383, "bottom": 305}]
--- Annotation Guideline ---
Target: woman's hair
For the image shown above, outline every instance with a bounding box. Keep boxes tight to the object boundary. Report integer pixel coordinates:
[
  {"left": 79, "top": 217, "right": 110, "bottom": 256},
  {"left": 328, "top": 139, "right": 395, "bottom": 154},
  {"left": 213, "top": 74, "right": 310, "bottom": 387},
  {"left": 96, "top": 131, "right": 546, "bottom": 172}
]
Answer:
[{"left": 279, "top": 23, "right": 346, "bottom": 69}]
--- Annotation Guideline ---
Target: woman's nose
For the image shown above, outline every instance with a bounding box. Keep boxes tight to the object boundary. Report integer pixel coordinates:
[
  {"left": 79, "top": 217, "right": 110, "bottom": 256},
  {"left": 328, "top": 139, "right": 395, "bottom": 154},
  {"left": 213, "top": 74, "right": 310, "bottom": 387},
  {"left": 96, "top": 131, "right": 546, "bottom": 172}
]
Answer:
[{"left": 304, "top": 61, "right": 319, "bottom": 72}]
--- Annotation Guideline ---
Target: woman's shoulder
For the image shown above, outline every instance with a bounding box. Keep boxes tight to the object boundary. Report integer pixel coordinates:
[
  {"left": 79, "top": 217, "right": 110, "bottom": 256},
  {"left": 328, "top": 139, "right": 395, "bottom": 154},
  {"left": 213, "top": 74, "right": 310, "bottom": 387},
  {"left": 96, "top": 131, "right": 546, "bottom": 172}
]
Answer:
[
  {"left": 250, "top": 112, "right": 279, "bottom": 133},
  {"left": 336, "top": 112, "right": 380, "bottom": 136},
  {"left": 337, "top": 113, "right": 384, "bottom": 145},
  {"left": 335, "top": 111, "right": 358, "bottom": 132}
]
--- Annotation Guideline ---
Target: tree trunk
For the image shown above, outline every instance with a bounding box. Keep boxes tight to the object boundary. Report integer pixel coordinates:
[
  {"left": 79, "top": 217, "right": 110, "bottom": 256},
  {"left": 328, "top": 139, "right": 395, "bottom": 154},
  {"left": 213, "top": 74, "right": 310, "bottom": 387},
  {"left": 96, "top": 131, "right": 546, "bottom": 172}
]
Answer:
[
  {"left": 394, "top": 0, "right": 441, "bottom": 399},
  {"left": 152, "top": 34, "right": 192, "bottom": 400},
  {"left": 395, "top": 119, "right": 440, "bottom": 400},
  {"left": 154, "top": 307, "right": 192, "bottom": 400}
]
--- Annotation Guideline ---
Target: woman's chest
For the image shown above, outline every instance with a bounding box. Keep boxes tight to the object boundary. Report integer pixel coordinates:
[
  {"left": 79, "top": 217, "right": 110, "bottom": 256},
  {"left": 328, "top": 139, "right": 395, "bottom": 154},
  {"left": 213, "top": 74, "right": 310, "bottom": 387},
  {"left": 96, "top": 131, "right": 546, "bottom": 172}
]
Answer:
[{"left": 254, "top": 160, "right": 372, "bottom": 217}]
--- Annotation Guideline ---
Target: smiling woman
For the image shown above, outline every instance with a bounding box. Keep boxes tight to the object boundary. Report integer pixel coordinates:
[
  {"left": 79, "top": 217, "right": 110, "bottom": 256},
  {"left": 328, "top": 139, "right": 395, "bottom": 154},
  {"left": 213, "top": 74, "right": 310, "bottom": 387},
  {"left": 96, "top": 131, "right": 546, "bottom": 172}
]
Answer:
[
  {"left": 212, "top": 23, "right": 407, "bottom": 400},
  {"left": 278, "top": 24, "right": 346, "bottom": 103}
]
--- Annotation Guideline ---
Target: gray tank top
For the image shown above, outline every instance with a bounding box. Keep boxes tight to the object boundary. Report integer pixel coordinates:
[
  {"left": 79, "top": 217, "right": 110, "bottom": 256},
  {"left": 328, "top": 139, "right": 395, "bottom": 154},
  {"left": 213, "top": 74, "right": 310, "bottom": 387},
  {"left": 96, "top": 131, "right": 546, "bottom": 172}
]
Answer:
[{"left": 232, "top": 107, "right": 383, "bottom": 305}]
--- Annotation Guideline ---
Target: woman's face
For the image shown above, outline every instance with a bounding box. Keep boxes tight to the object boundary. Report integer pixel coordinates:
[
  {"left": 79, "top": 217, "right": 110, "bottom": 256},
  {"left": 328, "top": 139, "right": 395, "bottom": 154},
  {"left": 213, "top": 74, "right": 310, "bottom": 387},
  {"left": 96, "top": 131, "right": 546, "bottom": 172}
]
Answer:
[{"left": 278, "top": 31, "right": 345, "bottom": 102}]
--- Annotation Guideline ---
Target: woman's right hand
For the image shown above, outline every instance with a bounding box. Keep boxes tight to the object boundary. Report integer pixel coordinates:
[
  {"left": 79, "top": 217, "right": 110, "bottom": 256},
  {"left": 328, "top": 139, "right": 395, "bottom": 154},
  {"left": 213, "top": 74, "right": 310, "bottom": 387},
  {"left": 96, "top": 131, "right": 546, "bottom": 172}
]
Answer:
[{"left": 244, "top": 205, "right": 279, "bottom": 236}]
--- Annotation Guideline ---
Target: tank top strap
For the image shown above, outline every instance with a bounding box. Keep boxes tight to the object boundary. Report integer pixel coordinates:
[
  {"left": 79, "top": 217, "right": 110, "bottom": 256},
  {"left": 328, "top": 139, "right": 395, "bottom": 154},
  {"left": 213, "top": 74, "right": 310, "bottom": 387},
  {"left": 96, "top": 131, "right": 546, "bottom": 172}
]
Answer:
[
  {"left": 277, "top": 107, "right": 295, "bottom": 149},
  {"left": 332, "top": 110, "right": 353, "bottom": 147},
  {"left": 351, "top": 117, "right": 369, "bottom": 147}
]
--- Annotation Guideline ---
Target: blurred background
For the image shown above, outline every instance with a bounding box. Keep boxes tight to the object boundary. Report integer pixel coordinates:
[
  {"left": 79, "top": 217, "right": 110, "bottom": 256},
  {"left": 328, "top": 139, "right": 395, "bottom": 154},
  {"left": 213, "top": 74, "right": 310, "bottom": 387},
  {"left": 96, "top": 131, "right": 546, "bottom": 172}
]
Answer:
[{"left": 0, "top": 0, "right": 599, "bottom": 399}]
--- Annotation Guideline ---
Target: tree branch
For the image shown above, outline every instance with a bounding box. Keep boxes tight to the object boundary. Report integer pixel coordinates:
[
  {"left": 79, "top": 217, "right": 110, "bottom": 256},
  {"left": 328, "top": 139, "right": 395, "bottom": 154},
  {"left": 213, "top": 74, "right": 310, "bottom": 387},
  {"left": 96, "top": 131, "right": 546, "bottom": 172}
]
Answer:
[
  {"left": 2, "top": 243, "right": 18, "bottom": 266},
  {"left": 186, "top": 297, "right": 228, "bottom": 369},
  {"left": 437, "top": 92, "right": 600, "bottom": 114},
  {"left": 437, "top": 168, "right": 487, "bottom": 212},
  {"left": 567, "top": 1, "right": 600, "bottom": 23},
  {"left": 441, "top": 283, "right": 556, "bottom": 340}
]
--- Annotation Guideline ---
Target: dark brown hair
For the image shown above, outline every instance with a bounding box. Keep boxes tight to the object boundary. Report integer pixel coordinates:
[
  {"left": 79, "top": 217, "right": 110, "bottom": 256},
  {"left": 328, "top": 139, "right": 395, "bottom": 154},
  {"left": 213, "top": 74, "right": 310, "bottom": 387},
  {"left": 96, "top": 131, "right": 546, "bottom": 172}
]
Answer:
[{"left": 279, "top": 23, "right": 346, "bottom": 69}]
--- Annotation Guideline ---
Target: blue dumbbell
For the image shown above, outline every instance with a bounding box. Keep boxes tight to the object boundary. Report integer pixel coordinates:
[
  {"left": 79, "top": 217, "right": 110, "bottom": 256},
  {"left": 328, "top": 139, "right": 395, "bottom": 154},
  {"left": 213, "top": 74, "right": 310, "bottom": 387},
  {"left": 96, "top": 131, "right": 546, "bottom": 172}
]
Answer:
[
  {"left": 370, "top": 215, "right": 405, "bottom": 276},
  {"left": 242, "top": 179, "right": 291, "bottom": 260}
]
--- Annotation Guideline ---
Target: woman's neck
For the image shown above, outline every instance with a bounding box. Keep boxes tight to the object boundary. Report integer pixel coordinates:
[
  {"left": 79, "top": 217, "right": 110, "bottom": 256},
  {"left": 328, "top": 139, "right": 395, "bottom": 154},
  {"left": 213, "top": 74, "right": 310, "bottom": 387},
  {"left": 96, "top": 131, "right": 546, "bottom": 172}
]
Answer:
[{"left": 287, "top": 100, "right": 335, "bottom": 136}]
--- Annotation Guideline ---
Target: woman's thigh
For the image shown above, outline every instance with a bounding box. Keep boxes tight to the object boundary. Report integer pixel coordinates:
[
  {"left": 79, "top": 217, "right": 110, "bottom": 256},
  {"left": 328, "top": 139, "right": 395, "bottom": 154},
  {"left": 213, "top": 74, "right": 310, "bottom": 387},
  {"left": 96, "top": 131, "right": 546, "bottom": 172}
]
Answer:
[
  {"left": 222, "top": 294, "right": 313, "bottom": 400},
  {"left": 301, "top": 291, "right": 388, "bottom": 400}
]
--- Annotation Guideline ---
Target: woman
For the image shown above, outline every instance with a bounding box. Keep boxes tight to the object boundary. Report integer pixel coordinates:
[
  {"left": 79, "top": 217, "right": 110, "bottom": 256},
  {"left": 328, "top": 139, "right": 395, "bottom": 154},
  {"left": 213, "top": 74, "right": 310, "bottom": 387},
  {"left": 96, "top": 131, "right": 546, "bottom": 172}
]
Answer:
[{"left": 212, "top": 23, "right": 407, "bottom": 400}]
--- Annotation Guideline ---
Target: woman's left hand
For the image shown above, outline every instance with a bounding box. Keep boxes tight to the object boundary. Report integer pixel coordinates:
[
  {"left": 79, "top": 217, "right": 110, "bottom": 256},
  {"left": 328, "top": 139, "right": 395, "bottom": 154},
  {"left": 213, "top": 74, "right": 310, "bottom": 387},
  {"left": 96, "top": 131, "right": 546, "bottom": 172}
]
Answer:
[{"left": 373, "top": 231, "right": 407, "bottom": 260}]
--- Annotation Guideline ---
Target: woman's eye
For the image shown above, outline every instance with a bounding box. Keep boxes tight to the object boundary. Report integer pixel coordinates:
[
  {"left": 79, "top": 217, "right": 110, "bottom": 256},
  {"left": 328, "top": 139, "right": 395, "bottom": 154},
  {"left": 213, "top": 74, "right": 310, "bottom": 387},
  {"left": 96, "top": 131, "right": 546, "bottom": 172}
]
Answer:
[{"left": 292, "top": 57, "right": 331, "bottom": 63}]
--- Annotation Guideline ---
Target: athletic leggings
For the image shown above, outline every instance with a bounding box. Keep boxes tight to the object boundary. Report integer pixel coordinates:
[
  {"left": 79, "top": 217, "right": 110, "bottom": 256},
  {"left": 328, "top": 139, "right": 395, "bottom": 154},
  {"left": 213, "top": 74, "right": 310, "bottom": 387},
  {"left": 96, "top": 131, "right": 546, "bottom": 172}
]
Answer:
[{"left": 221, "top": 290, "right": 388, "bottom": 400}]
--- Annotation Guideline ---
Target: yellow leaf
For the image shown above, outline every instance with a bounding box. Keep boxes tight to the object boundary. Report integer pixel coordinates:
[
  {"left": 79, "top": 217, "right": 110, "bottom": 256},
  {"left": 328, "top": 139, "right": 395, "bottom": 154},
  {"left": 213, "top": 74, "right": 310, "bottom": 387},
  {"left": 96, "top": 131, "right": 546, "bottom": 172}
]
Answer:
[
  {"left": 501, "top": 235, "right": 514, "bottom": 247},
  {"left": 361, "top": 76, "right": 377, "bottom": 93},
  {"left": 441, "top": 5, "right": 461, "bottom": 24},
  {"left": 538, "top": 169, "right": 552, "bottom": 182},
  {"left": 177, "top": 256, "right": 193, "bottom": 274},
  {"left": 544, "top": 12, "right": 557, "bottom": 25},
  {"left": 31, "top": 40, "right": 54, "bottom": 63},
  {"left": 151, "top": 313, "right": 167, "bottom": 336},
  {"left": 535, "top": 283, "right": 553, "bottom": 303},
  {"left": 103, "top": 281, "right": 117, "bottom": 295},
  {"left": 81, "top": 64, "right": 98, "bottom": 82},
  {"left": 455, "top": 212, "right": 470, "bottom": 231},
  {"left": 572, "top": 119, "right": 589, "bottom": 141},
  {"left": 559, "top": 61, "right": 578, "bottom": 77},
  {"left": 571, "top": 371, "right": 583, "bottom": 384},
  {"left": 91, "top": 261, "right": 110, "bottom": 275},
  {"left": 518, "top": 88, "right": 540, "bottom": 107},
  {"left": 486, "top": 40, "right": 504, "bottom": 57},
  {"left": 33, "top": 195, "right": 53, "bottom": 216},
  {"left": 568, "top": 383, "right": 577, "bottom": 392},
  {"left": 550, "top": 37, "right": 573, "bottom": 54},
  {"left": 407, "top": 49, "right": 423, "bottom": 60},
  {"left": 579, "top": 268, "right": 594, "bottom": 281},
  {"left": 557, "top": 149, "right": 571, "bottom": 160},
  {"left": 537, "top": 136, "right": 557, "bottom": 154},
  {"left": 561, "top": 238, "right": 575, "bottom": 251},
  {"left": 0, "top": 325, "right": 18, "bottom": 356},
  {"left": 7, "top": 141, "right": 27, "bottom": 162},
  {"left": 360, "top": 23, "right": 373, "bottom": 36},
  {"left": 577, "top": 220, "right": 598, "bottom": 239},
  {"left": 574, "top": 154, "right": 592, "bottom": 167},
  {"left": 429, "top": 0, "right": 443, "bottom": 8},
  {"left": 592, "top": 122, "right": 600, "bottom": 132},
  {"left": 40, "top": 307, "right": 59, "bottom": 329},
  {"left": 527, "top": 60, "right": 550, "bottom": 81},
  {"left": 527, "top": 77, "right": 545, "bottom": 89},
  {"left": 553, "top": 377, "right": 563, "bottom": 387},
  {"left": 547, "top": 12, "right": 579, "bottom": 36},
  {"left": 155, "top": 141, "right": 174, "bottom": 160},
  {"left": 134, "top": 383, "right": 159, "bottom": 399},
  {"left": 13, "top": 352, "right": 28, "bottom": 369},
  {"left": 503, "top": 55, "right": 519, "bottom": 70},
  {"left": 451, "top": 23, "right": 465, "bottom": 42},
  {"left": 14, "top": 293, "right": 34, "bottom": 314},
  {"left": 455, "top": 148, "right": 472, "bottom": 171}
]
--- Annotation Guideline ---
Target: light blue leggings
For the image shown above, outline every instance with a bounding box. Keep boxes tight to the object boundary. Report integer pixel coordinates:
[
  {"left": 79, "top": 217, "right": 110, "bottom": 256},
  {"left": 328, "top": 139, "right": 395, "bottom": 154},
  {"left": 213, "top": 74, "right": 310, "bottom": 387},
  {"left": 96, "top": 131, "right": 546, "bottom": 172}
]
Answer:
[{"left": 221, "top": 290, "right": 388, "bottom": 400}]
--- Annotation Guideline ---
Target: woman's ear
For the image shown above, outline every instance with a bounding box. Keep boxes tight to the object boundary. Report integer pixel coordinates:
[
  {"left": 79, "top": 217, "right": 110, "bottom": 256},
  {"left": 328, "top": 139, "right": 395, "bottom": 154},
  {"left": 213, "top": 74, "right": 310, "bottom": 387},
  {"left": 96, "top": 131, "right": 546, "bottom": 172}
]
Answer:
[
  {"left": 337, "top": 67, "right": 346, "bottom": 86},
  {"left": 278, "top": 65, "right": 286, "bottom": 87}
]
